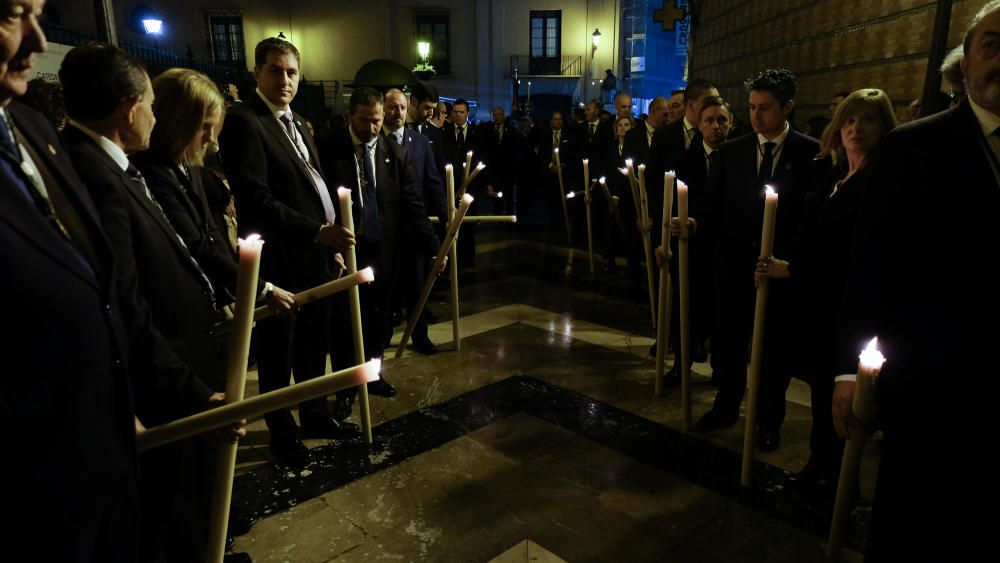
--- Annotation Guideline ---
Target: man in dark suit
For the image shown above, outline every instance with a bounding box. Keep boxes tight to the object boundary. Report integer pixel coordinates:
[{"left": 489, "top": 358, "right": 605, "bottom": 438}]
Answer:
[
  {"left": 623, "top": 96, "right": 669, "bottom": 167},
  {"left": 406, "top": 80, "right": 443, "bottom": 163},
  {"left": 578, "top": 98, "right": 614, "bottom": 179},
  {"left": 480, "top": 106, "right": 520, "bottom": 214},
  {"left": 383, "top": 87, "right": 445, "bottom": 355},
  {"left": 318, "top": 87, "right": 441, "bottom": 406},
  {"left": 0, "top": 13, "right": 214, "bottom": 559},
  {"left": 441, "top": 99, "right": 481, "bottom": 265},
  {"left": 832, "top": 4, "right": 1000, "bottom": 559},
  {"left": 647, "top": 79, "right": 719, "bottom": 183},
  {"left": 533, "top": 111, "right": 577, "bottom": 233},
  {"left": 219, "top": 37, "right": 359, "bottom": 466},
  {"left": 654, "top": 96, "right": 732, "bottom": 383},
  {"left": 698, "top": 69, "right": 828, "bottom": 454}
]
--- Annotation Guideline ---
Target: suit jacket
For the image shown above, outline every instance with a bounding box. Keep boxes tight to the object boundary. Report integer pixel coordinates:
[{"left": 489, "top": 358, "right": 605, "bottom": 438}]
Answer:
[
  {"left": 317, "top": 127, "right": 439, "bottom": 293},
  {"left": 393, "top": 127, "right": 447, "bottom": 223},
  {"left": 0, "top": 103, "right": 205, "bottom": 559},
  {"left": 666, "top": 142, "right": 717, "bottom": 260},
  {"left": 478, "top": 121, "right": 519, "bottom": 189},
  {"left": 578, "top": 120, "right": 614, "bottom": 180},
  {"left": 65, "top": 125, "right": 225, "bottom": 391},
  {"left": 622, "top": 122, "right": 655, "bottom": 167},
  {"left": 836, "top": 100, "right": 1000, "bottom": 432},
  {"left": 218, "top": 93, "right": 333, "bottom": 291},
  {"left": 441, "top": 121, "right": 481, "bottom": 189},
  {"left": 537, "top": 126, "right": 577, "bottom": 168},
  {"left": 710, "top": 128, "right": 827, "bottom": 282},
  {"left": 132, "top": 152, "right": 249, "bottom": 304},
  {"left": 410, "top": 120, "right": 444, "bottom": 166}
]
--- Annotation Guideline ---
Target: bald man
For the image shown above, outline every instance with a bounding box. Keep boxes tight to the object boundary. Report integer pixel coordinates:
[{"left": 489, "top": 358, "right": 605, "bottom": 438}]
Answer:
[{"left": 615, "top": 92, "right": 633, "bottom": 119}]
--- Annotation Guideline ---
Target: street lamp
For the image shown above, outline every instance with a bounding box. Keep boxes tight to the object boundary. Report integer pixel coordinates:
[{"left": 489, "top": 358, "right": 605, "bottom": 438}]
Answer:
[
  {"left": 142, "top": 18, "right": 163, "bottom": 35},
  {"left": 417, "top": 41, "right": 431, "bottom": 62},
  {"left": 590, "top": 29, "right": 602, "bottom": 100},
  {"left": 592, "top": 28, "right": 602, "bottom": 51}
]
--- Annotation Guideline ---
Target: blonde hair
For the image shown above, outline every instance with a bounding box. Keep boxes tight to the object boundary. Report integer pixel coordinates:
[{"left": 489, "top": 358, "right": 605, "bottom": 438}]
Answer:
[
  {"left": 149, "top": 68, "right": 225, "bottom": 166},
  {"left": 818, "top": 88, "right": 897, "bottom": 165}
]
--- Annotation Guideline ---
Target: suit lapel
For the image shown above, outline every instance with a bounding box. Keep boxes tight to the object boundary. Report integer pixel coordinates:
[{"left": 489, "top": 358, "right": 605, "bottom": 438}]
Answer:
[{"left": 251, "top": 97, "right": 318, "bottom": 190}]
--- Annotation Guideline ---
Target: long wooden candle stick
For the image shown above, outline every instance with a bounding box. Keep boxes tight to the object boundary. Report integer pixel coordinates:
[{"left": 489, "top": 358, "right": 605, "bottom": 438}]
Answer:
[
  {"left": 598, "top": 177, "right": 627, "bottom": 237},
  {"left": 677, "top": 180, "right": 692, "bottom": 430},
  {"left": 638, "top": 164, "right": 657, "bottom": 328},
  {"left": 396, "top": 194, "right": 474, "bottom": 358},
  {"left": 207, "top": 234, "right": 263, "bottom": 563},
  {"left": 139, "top": 361, "right": 381, "bottom": 451},
  {"left": 654, "top": 172, "right": 675, "bottom": 397},
  {"left": 741, "top": 185, "right": 779, "bottom": 487},
  {"left": 553, "top": 148, "right": 573, "bottom": 255},
  {"left": 827, "top": 337, "right": 885, "bottom": 560},
  {"left": 336, "top": 187, "right": 373, "bottom": 445},
  {"left": 458, "top": 162, "right": 485, "bottom": 198},
  {"left": 244, "top": 268, "right": 374, "bottom": 324},
  {"left": 446, "top": 166, "right": 461, "bottom": 351},
  {"left": 428, "top": 215, "right": 516, "bottom": 223},
  {"left": 583, "top": 159, "right": 594, "bottom": 275}
]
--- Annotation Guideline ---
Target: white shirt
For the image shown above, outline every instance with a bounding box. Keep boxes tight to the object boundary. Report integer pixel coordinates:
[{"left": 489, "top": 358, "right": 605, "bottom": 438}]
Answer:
[
  {"left": 702, "top": 140, "right": 717, "bottom": 173},
  {"left": 645, "top": 120, "right": 656, "bottom": 147},
  {"left": 68, "top": 119, "right": 129, "bottom": 172},
  {"left": 682, "top": 117, "right": 697, "bottom": 149},
  {"left": 755, "top": 122, "right": 790, "bottom": 176},
  {"left": 383, "top": 125, "right": 405, "bottom": 146}
]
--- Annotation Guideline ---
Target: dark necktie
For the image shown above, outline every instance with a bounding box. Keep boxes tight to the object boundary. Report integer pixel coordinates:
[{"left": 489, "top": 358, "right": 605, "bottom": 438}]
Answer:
[
  {"left": 758, "top": 141, "right": 776, "bottom": 186},
  {"left": 706, "top": 151, "right": 714, "bottom": 174},
  {"left": 589, "top": 123, "right": 596, "bottom": 140},
  {"left": 358, "top": 142, "right": 380, "bottom": 243},
  {"left": 1, "top": 116, "right": 95, "bottom": 278},
  {"left": 457, "top": 126, "right": 465, "bottom": 149},
  {"left": 127, "top": 164, "right": 217, "bottom": 308}
]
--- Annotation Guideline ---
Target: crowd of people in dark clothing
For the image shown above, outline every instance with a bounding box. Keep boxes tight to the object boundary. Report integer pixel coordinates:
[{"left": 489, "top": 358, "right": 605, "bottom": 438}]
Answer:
[{"left": 4, "top": 0, "right": 1000, "bottom": 560}]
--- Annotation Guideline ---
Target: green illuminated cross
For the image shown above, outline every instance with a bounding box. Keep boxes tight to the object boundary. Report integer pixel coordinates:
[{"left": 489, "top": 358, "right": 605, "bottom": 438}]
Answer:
[{"left": 653, "top": 1, "right": 687, "bottom": 31}]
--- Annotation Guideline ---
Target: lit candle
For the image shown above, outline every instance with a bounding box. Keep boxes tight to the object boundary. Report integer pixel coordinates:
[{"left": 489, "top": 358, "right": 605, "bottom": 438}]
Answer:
[
  {"left": 207, "top": 233, "right": 263, "bottom": 561},
  {"left": 446, "top": 165, "right": 460, "bottom": 349},
  {"left": 637, "top": 164, "right": 656, "bottom": 328},
  {"left": 740, "top": 184, "right": 780, "bottom": 487},
  {"left": 583, "top": 156, "right": 593, "bottom": 272},
  {"left": 828, "top": 337, "right": 885, "bottom": 559},
  {"left": 248, "top": 267, "right": 375, "bottom": 323},
  {"left": 675, "top": 178, "right": 692, "bottom": 429},
  {"left": 464, "top": 150, "right": 473, "bottom": 173},
  {"left": 653, "top": 172, "right": 675, "bottom": 397},
  {"left": 553, "top": 148, "right": 571, "bottom": 247},
  {"left": 527, "top": 81, "right": 532, "bottom": 101}
]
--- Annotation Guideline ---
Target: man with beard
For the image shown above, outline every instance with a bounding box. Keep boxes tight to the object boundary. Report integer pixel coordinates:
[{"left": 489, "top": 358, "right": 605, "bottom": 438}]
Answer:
[{"left": 833, "top": 2, "right": 1000, "bottom": 559}]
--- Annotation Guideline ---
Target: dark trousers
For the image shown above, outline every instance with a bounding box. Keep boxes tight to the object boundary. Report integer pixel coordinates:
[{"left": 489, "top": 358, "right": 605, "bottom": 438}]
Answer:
[
  {"left": 256, "top": 299, "right": 331, "bottom": 440},
  {"left": 711, "top": 277, "right": 795, "bottom": 430},
  {"left": 668, "top": 248, "right": 713, "bottom": 360},
  {"left": 331, "top": 240, "right": 388, "bottom": 399}
]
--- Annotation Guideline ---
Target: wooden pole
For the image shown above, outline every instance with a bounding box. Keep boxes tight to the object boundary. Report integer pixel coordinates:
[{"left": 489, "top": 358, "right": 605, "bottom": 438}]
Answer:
[
  {"left": 428, "top": 215, "right": 516, "bottom": 223},
  {"left": 553, "top": 148, "right": 573, "bottom": 263},
  {"left": 396, "top": 194, "right": 474, "bottom": 358},
  {"left": 677, "top": 180, "right": 692, "bottom": 430},
  {"left": 139, "top": 361, "right": 380, "bottom": 452},
  {"left": 336, "top": 188, "right": 373, "bottom": 445},
  {"left": 446, "top": 166, "right": 462, "bottom": 351},
  {"left": 638, "top": 164, "right": 657, "bottom": 328},
  {"left": 243, "top": 268, "right": 374, "bottom": 324},
  {"left": 583, "top": 159, "right": 594, "bottom": 275},
  {"left": 206, "top": 235, "right": 263, "bottom": 563},
  {"left": 740, "top": 187, "right": 779, "bottom": 487},
  {"left": 654, "top": 172, "right": 674, "bottom": 397}
]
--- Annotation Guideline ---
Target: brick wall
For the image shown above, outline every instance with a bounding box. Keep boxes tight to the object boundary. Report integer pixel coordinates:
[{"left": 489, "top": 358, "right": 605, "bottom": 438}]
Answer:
[{"left": 689, "top": 0, "right": 984, "bottom": 132}]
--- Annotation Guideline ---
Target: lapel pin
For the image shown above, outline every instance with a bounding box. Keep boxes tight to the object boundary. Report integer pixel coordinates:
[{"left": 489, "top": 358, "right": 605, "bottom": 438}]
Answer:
[
  {"left": 385, "top": 157, "right": 390, "bottom": 163},
  {"left": 48, "top": 144, "right": 57, "bottom": 155}
]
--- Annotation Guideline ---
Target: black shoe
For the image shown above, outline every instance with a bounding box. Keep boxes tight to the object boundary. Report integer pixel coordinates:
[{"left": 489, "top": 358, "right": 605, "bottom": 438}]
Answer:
[
  {"left": 301, "top": 417, "right": 361, "bottom": 440},
  {"left": 787, "top": 460, "right": 837, "bottom": 496},
  {"left": 708, "top": 371, "right": 722, "bottom": 386},
  {"left": 663, "top": 364, "right": 681, "bottom": 388},
  {"left": 228, "top": 511, "right": 258, "bottom": 537},
  {"left": 268, "top": 437, "right": 310, "bottom": 467},
  {"left": 693, "top": 343, "right": 708, "bottom": 363},
  {"left": 332, "top": 394, "right": 355, "bottom": 421},
  {"left": 368, "top": 377, "right": 397, "bottom": 398},
  {"left": 425, "top": 310, "right": 439, "bottom": 324},
  {"left": 224, "top": 553, "right": 252, "bottom": 563},
  {"left": 756, "top": 427, "right": 781, "bottom": 453},
  {"left": 648, "top": 343, "right": 657, "bottom": 358},
  {"left": 696, "top": 409, "right": 738, "bottom": 432},
  {"left": 412, "top": 334, "right": 437, "bottom": 355}
]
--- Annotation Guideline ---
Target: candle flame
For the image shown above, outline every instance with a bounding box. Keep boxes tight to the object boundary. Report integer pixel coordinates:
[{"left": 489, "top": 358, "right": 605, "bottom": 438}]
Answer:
[
  {"left": 618, "top": 168, "right": 629, "bottom": 176},
  {"left": 496, "top": 192, "right": 503, "bottom": 198},
  {"left": 638, "top": 163, "right": 646, "bottom": 171},
  {"left": 582, "top": 158, "right": 588, "bottom": 164},
  {"left": 859, "top": 337, "right": 886, "bottom": 369},
  {"left": 364, "top": 358, "right": 382, "bottom": 381},
  {"left": 567, "top": 191, "right": 576, "bottom": 199},
  {"left": 599, "top": 176, "right": 606, "bottom": 184},
  {"left": 243, "top": 233, "right": 261, "bottom": 243},
  {"left": 625, "top": 158, "right": 633, "bottom": 166},
  {"left": 554, "top": 148, "right": 559, "bottom": 154},
  {"left": 445, "top": 163, "right": 453, "bottom": 171},
  {"left": 765, "top": 185, "right": 776, "bottom": 196},
  {"left": 476, "top": 162, "right": 485, "bottom": 170},
  {"left": 358, "top": 267, "right": 375, "bottom": 283},
  {"left": 336, "top": 186, "right": 351, "bottom": 200},
  {"left": 462, "top": 194, "right": 474, "bottom": 204},
  {"left": 466, "top": 151, "right": 473, "bottom": 157},
  {"left": 677, "top": 180, "right": 688, "bottom": 190}
]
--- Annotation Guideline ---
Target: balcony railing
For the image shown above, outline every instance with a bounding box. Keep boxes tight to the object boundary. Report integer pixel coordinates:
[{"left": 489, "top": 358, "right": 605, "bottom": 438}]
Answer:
[
  {"left": 509, "top": 54, "right": 582, "bottom": 77},
  {"left": 41, "top": 24, "right": 252, "bottom": 86}
]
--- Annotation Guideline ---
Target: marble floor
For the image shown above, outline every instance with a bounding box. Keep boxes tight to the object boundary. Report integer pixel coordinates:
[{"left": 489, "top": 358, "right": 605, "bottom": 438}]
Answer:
[{"left": 230, "top": 224, "right": 876, "bottom": 562}]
